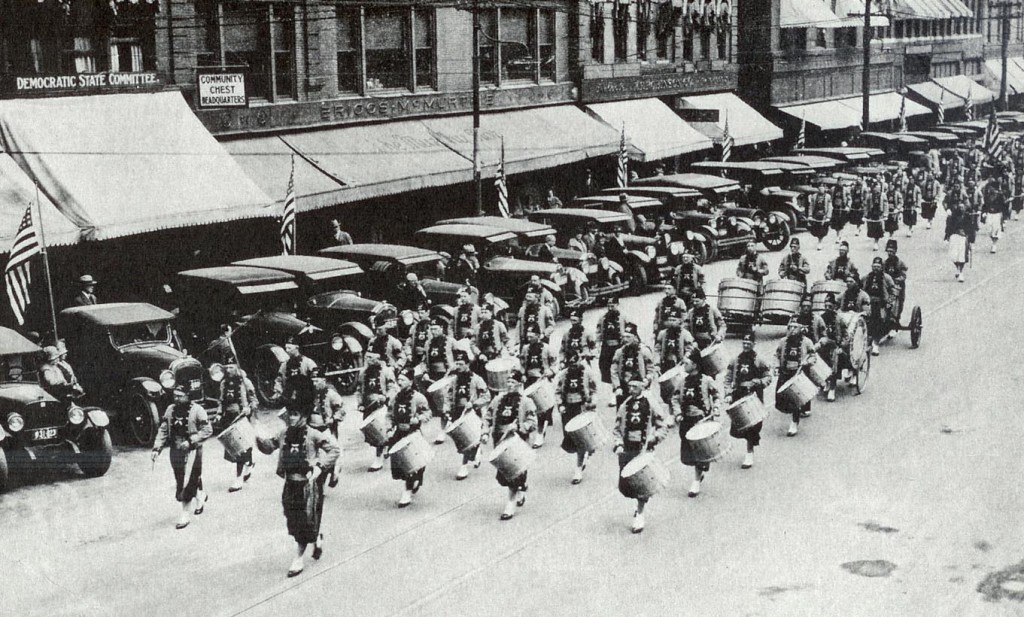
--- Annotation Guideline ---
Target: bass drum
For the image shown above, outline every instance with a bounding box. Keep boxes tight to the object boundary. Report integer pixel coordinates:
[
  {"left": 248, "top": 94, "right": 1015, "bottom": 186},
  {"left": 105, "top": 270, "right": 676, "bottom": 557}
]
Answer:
[{"left": 839, "top": 311, "right": 870, "bottom": 393}]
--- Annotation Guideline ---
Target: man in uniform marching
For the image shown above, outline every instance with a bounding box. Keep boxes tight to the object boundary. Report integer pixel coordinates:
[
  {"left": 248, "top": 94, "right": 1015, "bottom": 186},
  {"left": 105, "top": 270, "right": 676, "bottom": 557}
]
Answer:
[
  {"left": 613, "top": 378, "right": 670, "bottom": 533},
  {"left": 596, "top": 295, "right": 626, "bottom": 388},
  {"left": 451, "top": 288, "right": 481, "bottom": 341},
  {"left": 673, "top": 251, "right": 706, "bottom": 304},
  {"left": 560, "top": 307, "right": 596, "bottom": 364},
  {"left": 611, "top": 323, "right": 656, "bottom": 408},
  {"left": 446, "top": 349, "right": 491, "bottom": 480},
  {"left": 652, "top": 285, "right": 688, "bottom": 333},
  {"left": 310, "top": 367, "right": 346, "bottom": 487},
  {"left": 983, "top": 174, "right": 1007, "bottom": 254},
  {"left": 814, "top": 293, "right": 847, "bottom": 401},
  {"left": 775, "top": 317, "right": 817, "bottom": 437},
  {"left": 274, "top": 339, "right": 318, "bottom": 416},
  {"left": 861, "top": 257, "right": 894, "bottom": 356},
  {"left": 724, "top": 333, "right": 772, "bottom": 468},
  {"left": 685, "top": 288, "right": 726, "bottom": 353},
  {"left": 218, "top": 363, "right": 258, "bottom": 492},
  {"left": 388, "top": 368, "right": 432, "bottom": 508},
  {"left": 482, "top": 370, "right": 538, "bottom": 520},
  {"left": 555, "top": 352, "right": 599, "bottom": 485},
  {"left": 807, "top": 184, "right": 832, "bottom": 250},
  {"left": 655, "top": 305, "right": 696, "bottom": 405},
  {"left": 831, "top": 180, "right": 849, "bottom": 241},
  {"left": 151, "top": 387, "right": 213, "bottom": 529},
  {"left": 736, "top": 240, "right": 769, "bottom": 285},
  {"left": 919, "top": 170, "right": 941, "bottom": 229},
  {"left": 403, "top": 305, "right": 433, "bottom": 368},
  {"left": 518, "top": 324, "right": 557, "bottom": 448},
  {"left": 472, "top": 302, "right": 509, "bottom": 376},
  {"left": 367, "top": 321, "right": 405, "bottom": 370},
  {"left": 517, "top": 287, "right": 556, "bottom": 346},
  {"left": 357, "top": 350, "right": 397, "bottom": 472},
  {"left": 778, "top": 238, "right": 811, "bottom": 283},
  {"left": 903, "top": 176, "right": 922, "bottom": 237},
  {"left": 824, "top": 240, "right": 860, "bottom": 282},
  {"left": 420, "top": 318, "right": 454, "bottom": 444},
  {"left": 848, "top": 176, "right": 868, "bottom": 236},
  {"left": 672, "top": 349, "right": 721, "bottom": 498},
  {"left": 865, "top": 182, "right": 888, "bottom": 252},
  {"left": 881, "top": 239, "right": 908, "bottom": 335}
]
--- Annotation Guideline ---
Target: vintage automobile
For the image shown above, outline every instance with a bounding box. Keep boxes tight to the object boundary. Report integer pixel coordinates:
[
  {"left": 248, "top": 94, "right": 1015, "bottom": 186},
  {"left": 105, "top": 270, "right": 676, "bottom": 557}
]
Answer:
[
  {"left": 526, "top": 208, "right": 674, "bottom": 292},
  {"left": 793, "top": 147, "right": 886, "bottom": 163},
  {"left": 174, "top": 261, "right": 382, "bottom": 403},
  {"left": 631, "top": 173, "right": 791, "bottom": 259},
  {"left": 0, "top": 327, "right": 112, "bottom": 491},
  {"left": 413, "top": 223, "right": 591, "bottom": 316},
  {"left": 436, "top": 215, "right": 630, "bottom": 301},
  {"left": 60, "top": 302, "right": 220, "bottom": 446}
]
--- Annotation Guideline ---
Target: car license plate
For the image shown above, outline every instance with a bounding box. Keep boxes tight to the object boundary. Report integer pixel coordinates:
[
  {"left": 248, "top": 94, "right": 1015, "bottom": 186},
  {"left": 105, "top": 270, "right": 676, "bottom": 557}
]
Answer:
[
  {"left": 656, "top": 256, "right": 667, "bottom": 265},
  {"left": 32, "top": 427, "right": 57, "bottom": 441}
]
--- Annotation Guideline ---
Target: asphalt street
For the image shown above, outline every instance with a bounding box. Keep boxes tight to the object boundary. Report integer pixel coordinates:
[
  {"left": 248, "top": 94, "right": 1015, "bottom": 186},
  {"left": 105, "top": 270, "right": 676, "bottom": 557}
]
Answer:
[{"left": 3, "top": 214, "right": 1024, "bottom": 617}]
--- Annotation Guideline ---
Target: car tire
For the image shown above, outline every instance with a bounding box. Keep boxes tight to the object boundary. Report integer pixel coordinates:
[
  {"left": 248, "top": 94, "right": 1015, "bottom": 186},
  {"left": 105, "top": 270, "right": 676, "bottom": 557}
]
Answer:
[
  {"left": 332, "top": 353, "right": 361, "bottom": 395},
  {"left": 687, "top": 241, "right": 709, "bottom": 266},
  {"left": 0, "top": 447, "right": 8, "bottom": 493},
  {"left": 627, "top": 264, "right": 648, "bottom": 295},
  {"left": 761, "top": 218, "right": 791, "bottom": 252},
  {"left": 78, "top": 429, "right": 113, "bottom": 478},
  {"left": 126, "top": 394, "right": 160, "bottom": 447},
  {"left": 577, "top": 284, "right": 591, "bottom": 305}
]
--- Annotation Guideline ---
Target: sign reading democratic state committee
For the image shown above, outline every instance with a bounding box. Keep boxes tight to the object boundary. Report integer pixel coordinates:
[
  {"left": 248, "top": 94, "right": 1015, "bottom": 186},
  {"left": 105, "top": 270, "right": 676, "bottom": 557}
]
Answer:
[{"left": 197, "top": 73, "right": 247, "bottom": 108}]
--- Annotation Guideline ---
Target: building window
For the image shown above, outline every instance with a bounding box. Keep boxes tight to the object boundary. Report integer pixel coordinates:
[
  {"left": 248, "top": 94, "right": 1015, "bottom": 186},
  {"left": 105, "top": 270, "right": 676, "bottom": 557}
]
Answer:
[
  {"left": 476, "top": 8, "right": 555, "bottom": 85},
  {"left": 815, "top": 28, "right": 827, "bottom": 48},
  {"left": 480, "top": 9, "right": 498, "bottom": 84},
  {"left": 336, "top": 7, "right": 360, "bottom": 92},
  {"left": 655, "top": 3, "right": 677, "bottom": 61},
  {"left": 109, "top": 40, "right": 143, "bottom": 73},
  {"left": 413, "top": 9, "right": 434, "bottom": 88},
  {"left": 613, "top": 0, "right": 629, "bottom": 62},
  {"left": 637, "top": 0, "right": 651, "bottom": 61},
  {"left": 211, "top": 3, "right": 294, "bottom": 101},
  {"left": 539, "top": 10, "right": 555, "bottom": 80},
  {"left": 779, "top": 28, "right": 806, "bottom": 53},
  {"left": 836, "top": 27, "right": 857, "bottom": 49},
  {"left": 364, "top": 8, "right": 408, "bottom": 90},
  {"left": 271, "top": 5, "right": 294, "bottom": 99},
  {"left": 590, "top": 3, "right": 605, "bottom": 62}
]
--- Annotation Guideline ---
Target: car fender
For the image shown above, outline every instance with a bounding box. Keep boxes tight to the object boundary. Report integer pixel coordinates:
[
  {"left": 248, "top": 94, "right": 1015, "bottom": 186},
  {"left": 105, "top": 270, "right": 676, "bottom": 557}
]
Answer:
[
  {"left": 687, "top": 230, "right": 707, "bottom": 244},
  {"left": 701, "top": 225, "right": 719, "bottom": 240},
  {"left": 339, "top": 321, "right": 373, "bottom": 345},
  {"left": 0, "top": 424, "right": 6, "bottom": 441},
  {"left": 255, "top": 344, "right": 289, "bottom": 368},
  {"left": 84, "top": 406, "right": 109, "bottom": 429},
  {"left": 564, "top": 267, "right": 588, "bottom": 286},
  {"left": 130, "top": 376, "right": 164, "bottom": 399},
  {"left": 627, "top": 250, "right": 652, "bottom": 264}
]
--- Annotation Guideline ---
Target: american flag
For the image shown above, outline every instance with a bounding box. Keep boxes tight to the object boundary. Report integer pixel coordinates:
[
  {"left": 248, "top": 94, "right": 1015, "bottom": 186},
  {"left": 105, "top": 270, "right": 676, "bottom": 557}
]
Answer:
[
  {"left": 616, "top": 123, "right": 628, "bottom": 189},
  {"left": 795, "top": 113, "right": 806, "bottom": 150},
  {"left": 898, "top": 91, "right": 907, "bottom": 133},
  {"left": 984, "top": 109, "right": 1004, "bottom": 161},
  {"left": 964, "top": 85, "right": 974, "bottom": 121},
  {"left": 495, "top": 137, "right": 509, "bottom": 218},
  {"left": 5, "top": 206, "right": 40, "bottom": 326},
  {"left": 937, "top": 89, "right": 945, "bottom": 124},
  {"left": 281, "top": 155, "right": 296, "bottom": 255},
  {"left": 721, "top": 112, "right": 734, "bottom": 162}
]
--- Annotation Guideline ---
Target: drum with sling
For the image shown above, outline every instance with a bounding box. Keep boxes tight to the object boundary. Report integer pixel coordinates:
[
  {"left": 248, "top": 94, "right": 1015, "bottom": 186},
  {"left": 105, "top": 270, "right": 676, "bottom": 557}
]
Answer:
[
  {"left": 619, "top": 453, "right": 670, "bottom": 500},
  {"left": 684, "top": 420, "right": 730, "bottom": 464},
  {"left": 487, "top": 434, "right": 536, "bottom": 482},
  {"left": 810, "top": 280, "right": 847, "bottom": 313},
  {"left": 389, "top": 432, "right": 433, "bottom": 479},
  {"left": 761, "top": 280, "right": 805, "bottom": 321},
  {"left": 777, "top": 372, "right": 818, "bottom": 409},
  {"left": 839, "top": 311, "right": 869, "bottom": 369},
  {"left": 523, "top": 378, "right": 556, "bottom": 412},
  {"left": 217, "top": 415, "right": 256, "bottom": 462},
  {"left": 698, "top": 344, "right": 727, "bottom": 376},
  {"left": 725, "top": 395, "right": 767, "bottom": 432},
  {"left": 805, "top": 353, "right": 833, "bottom": 389},
  {"left": 444, "top": 411, "right": 483, "bottom": 452},
  {"left": 717, "top": 278, "right": 759, "bottom": 319},
  {"left": 359, "top": 404, "right": 389, "bottom": 447},
  {"left": 485, "top": 358, "right": 515, "bottom": 391},
  {"left": 564, "top": 412, "right": 607, "bottom": 454}
]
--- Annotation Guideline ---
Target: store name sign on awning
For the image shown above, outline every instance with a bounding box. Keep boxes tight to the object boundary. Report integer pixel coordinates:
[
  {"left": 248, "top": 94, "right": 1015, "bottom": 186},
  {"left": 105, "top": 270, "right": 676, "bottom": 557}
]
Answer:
[{"left": 11, "top": 72, "right": 159, "bottom": 93}]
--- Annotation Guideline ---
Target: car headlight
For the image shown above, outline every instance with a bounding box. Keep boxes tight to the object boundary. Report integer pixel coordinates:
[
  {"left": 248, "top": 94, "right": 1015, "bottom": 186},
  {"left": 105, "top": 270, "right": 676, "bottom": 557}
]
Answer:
[
  {"left": 68, "top": 405, "right": 85, "bottom": 425},
  {"left": 159, "top": 370, "right": 176, "bottom": 390},
  {"left": 208, "top": 363, "right": 225, "bottom": 383},
  {"left": 669, "top": 241, "right": 684, "bottom": 256},
  {"left": 645, "top": 246, "right": 657, "bottom": 258},
  {"left": 7, "top": 412, "right": 24, "bottom": 432},
  {"left": 331, "top": 335, "right": 344, "bottom": 351}
]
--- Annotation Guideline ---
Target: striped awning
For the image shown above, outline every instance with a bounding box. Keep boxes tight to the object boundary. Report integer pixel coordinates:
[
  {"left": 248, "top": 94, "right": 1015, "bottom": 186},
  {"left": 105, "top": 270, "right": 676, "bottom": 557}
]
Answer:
[
  {"left": 833, "top": 0, "right": 891, "bottom": 27},
  {"left": 781, "top": 0, "right": 848, "bottom": 28}
]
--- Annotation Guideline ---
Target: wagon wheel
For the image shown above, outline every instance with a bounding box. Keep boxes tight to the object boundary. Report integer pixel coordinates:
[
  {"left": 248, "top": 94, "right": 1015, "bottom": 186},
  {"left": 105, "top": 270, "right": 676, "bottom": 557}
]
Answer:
[
  {"left": 855, "top": 354, "right": 870, "bottom": 395},
  {"left": 909, "top": 306, "right": 923, "bottom": 349}
]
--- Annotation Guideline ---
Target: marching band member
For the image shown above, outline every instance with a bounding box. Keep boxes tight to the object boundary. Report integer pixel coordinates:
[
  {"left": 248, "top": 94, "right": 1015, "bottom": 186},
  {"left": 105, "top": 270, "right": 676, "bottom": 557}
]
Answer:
[
  {"left": 903, "top": 176, "right": 922, "bottom": 237},
  {"left": 655, "top": 305, "right": 696, "bottom": 405},
  {"left": 519, "top": 324, "right": 557, "bottom": 448},
  {"left": 367, "top": 321, "right": 405, "bottom": 370},
  {"left": 673, "top": 250, "right": 706, "bottom": 304},
  {"left": 778, "top": 237, "right": 811, "bottom": 283},
  {"left": 388, "top": 368, "right": 432, "bottom": 508},
  {"left": 865, "top": 182, "right": 887, "bottom": 251},
  {"left": 560, "top": 307, "right": 596, "bottom": 363},
  {"left": 882, "top": 239, "right": 908, "bottom": 332},
  {"left": 652, "top": 285, "right": 688, "bottom": 333},
  {"left": 861, "top": 257, "right": 894, "bottom": 356},
  {"left": 848, "top": 176, "right": 868, "bottom": 236},
  {"left": 555, "top": 352, "right": 599, "bottom": 485},
  {"left": 481, "top": 370, "right": 538, "bottom": 520},
  {"left": 795, "top": 295, "right": 826, "bottom": 344},
  {"left": 815, "top": 293, "right": 846, "bottom": 401},
  {"left": 685, "top": 288, "right": 726, "bottom": 352},
  {"left": 736, "top": 240, "right": 770, "bottom": 284},
  {"left": 613, "top": 378, "right": 670, "bottom": 533},
  {"left": 518, "top": 286, "right": 556, "bottom": 346},
  {"left": 807, "top": 185, "right": 832, "bottom": 250},
  {"left": 775, "top": 317, "right": 817, "bottom": 437},
  {"left": 831, "top": 180, "right": 849, "bottom": 241},
  {"left": 724, "top": 332, "right": 772, "bottom": 468},
  {"left": 446, "top": 350, "right": 491, "bottom": 480},
  {"left": 671, "top": 349, "right": 721, "bottom": 498},
  {"left": 824, "top": 240, "right": 860, "bottom": 282},
  {"left": 421, "top": 317, "right": 454, "bottom": 444},
  {"left": 920, "top": 170, "right": 941, "bottom": 229},
  {"left": 472, "top": 302, "right": 509, "bottom": 375},
  {"left": 947, "top": 199, "right": 974, "bottom": 282},
  {"left": 403, "top": 304, "right": 433, "bottom": 368},
  {"left": 840, "top": 275, "right": 872, "bottom": 313},
  {"left": 274, "top": 339, "right": 318, "bottom": 416},
  {"left": 217, "top": 362, "right": 257, "bottom": 493},
  {"left": 597, "top": 295, "right": 626, "bottom": 386},
  {"left": 255, "top": 404, "right": 340, "bottom": 578},
  {"left": 357, "top": 350, "right": 397, "bottom": 472},
  {"left": 151, "top": 387, "right": 213, "bottom": 529},
  {"left": 611, "top": 323, "right": 656, "bottom": 407},
  {"left": 451, "top": 288, "right": 481, "bottom": 341},
  {"left": 983, "top": 175, "right": 1007, "bottom": 254},
  {"left": 886, "top": 184, "right": 903, "bottom": 240},
  {"left": 310, "top": 367, "right": 346, "bottom": 488}
]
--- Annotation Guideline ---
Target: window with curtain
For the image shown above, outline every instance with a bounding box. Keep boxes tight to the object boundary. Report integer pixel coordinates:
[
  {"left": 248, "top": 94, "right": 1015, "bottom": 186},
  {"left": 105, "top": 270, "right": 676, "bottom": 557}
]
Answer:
[
  {"left": 414, "top": 9, "right": 434, "bottom": 88},
  {"left": 501, "top": 7, "right": 534, "bottom": 81},
  {"left": 539, "top": 10, "right": 555, "bottom": 80},
  {"left": 365, "top": 7, "right": 408, "bottom": 89},
  {"left": 272, "top": 5, "right": 294, "bottom": 99},
  {"left": 336, "top": 7, "right": 360, "bottom": 92},
  {"left": 480, "top": 9, "right": 498, "bottom": 84}
]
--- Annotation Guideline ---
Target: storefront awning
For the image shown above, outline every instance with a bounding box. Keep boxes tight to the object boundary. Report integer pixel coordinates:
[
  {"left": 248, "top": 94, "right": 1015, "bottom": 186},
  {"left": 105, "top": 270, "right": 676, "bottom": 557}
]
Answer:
[
  {"left": 585, "top": 98, "right": 712, "bottom": 162},
  {"left": 898, "top": 0, "right": 946, "bottom": 18},
  {"left": 226, "top": 105, "right": 620, "bottom": 210},
  {"left": 984, "top": 59, "right": 1024, "bottom": 96},
  {"left": 777, "top": 99, "right": 864, "bottom": 131},
  {"left": 0, "top": 155, "right": 80, "bottom": 248},
  {"left": 781, "top": 0, "right": 848, "bottom": 28},
  {"left": 675, "top": 92, "right": 784, "bottom": 147},
  {"left": 934, "top": 0, "right": 972, "bottom": 18},
  {"left": 908, "top": 79, "right": 965, "bottom": 109},
  {"left": 0, "top": 92, "right": 274, "bottom": 243},
  {"left": 934, "top": 75, "right": 997, "bottom": 105},
  {"left": 832, "top": 0, "right": 890, "bottom": 27},
  {"left": 836, "top": 92, "right": 931, "bottom": 124}
]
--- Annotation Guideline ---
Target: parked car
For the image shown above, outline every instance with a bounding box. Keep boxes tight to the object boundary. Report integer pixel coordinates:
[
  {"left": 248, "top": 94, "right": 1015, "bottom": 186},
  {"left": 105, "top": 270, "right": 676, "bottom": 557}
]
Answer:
[
  {"left": 412, "top": 223, "right": 591, "bottom": 316},
  {"left": 526, "top": 208, "right": 671, "bottom": 292},
  {"left": 0, "top": 327, "right": 112, "bottom": 491},
  {"left": 436, "top": 215, "right": 630, "bottom": 301},
  {"left": 60, "top": 302, "right": 220, "bottom": 446}
]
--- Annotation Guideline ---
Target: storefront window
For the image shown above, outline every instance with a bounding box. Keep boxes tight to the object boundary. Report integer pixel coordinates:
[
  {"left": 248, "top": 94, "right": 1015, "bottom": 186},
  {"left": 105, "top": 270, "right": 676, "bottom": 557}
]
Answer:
[
  {"left": 365, "top": 8, "right": 408, "bottom": 90},
  {"left": 336, "top": 8, "right": 360, "bottom": 92}
]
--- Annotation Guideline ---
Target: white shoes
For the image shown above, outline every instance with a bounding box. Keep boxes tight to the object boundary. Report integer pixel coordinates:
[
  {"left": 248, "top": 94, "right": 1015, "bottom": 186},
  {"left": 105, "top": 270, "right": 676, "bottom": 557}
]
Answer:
[
  {"left": 741, "top": 452, "right": 754, "bottom": 469},
  {"left": 398, "top": 489, "right": 412, "bottom": 508},
  {"left": 501, "top": 499, "right": 516, "bottom": 521},
  {"left": 456, "top": 464, "right": 469, "bottom": 480},
  {"left": 906, "top": 229, "right": 913, "bottom": 237},
  {"left": 957, "top": 272, "right": 965, "bottom": 283},
  {"left": 175, "top": 510, "right": 190, "bottom": 530},
  {"left": 927, "top": 222, "right": 933, "bottom": 229},
  {"left": 632, "top": 512, "right": 645, "bottom": 533},
  {"left": 688, "top": 479, "right": 702, "bottom": 498},
  {"left": 872, "top": 243, "right": 879, "bottom": 252},
  {"left": 369, "top": 456, "right": 384, "bottom": 472},
  {"left": 787, "top": 422, "right": 799, "bottom": 436},
  {"left": 827, "top": 389, "right": 836, "bottom": 402},
  {"left": 287, "top": 556, "right": 305, "bottom": 578},
  {"left": 871, "top": 343, "right": 880, "bottom": 356},
  {"left": 571, "top": 467, "right": 584, "bottom": 485},
  {"left": 991, "top": 244, "right": 997, "bottom": 254},
  {"left": 434, "top": 433, "right": 446, "bottom": 445},
  {"left": 228, "top": 476, "right": 244, "bottom": 492}
]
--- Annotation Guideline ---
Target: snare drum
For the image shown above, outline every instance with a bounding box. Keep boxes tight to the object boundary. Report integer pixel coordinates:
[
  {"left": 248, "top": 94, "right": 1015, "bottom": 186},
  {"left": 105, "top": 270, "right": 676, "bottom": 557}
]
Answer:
[
  {"left": 427, "top": 374, "right": 455, "bottom": 394},
  {"left": 761, "top": 279, "right": 805, "bottom": 318},
  {"left": 619, "top": 453, "right": 670, "bottom": 500},
  {"left": 805, "top": 353, "right": 833, "bottom": 389},
  {"left": 684, "top": 421, "right": 730, "bottom": 464},
  {"left": 810, "top": 280, "right": 847, "bottom": 313},
  {"left": 359, "top": 407, "right": 389, "bottom": 447},
  {"left": 485, "top": 358, "right": 516, "bottom": 391},
  {"left": 444, "top": 411, "right": 483, "bottom": 452},
  {"left": 777, "top": 372, "right": 818, "bottom": 410},
  {"left": 523, "top": 378, "right": 556, "bottom": 412},
  {"left": 725, "top": 395, "right": 767, "bottom": 433},
  {"left": 217, "top": 416, "right": 256, "bottom": 462},
  {"left": 699, "top": 344, "right": 727, "bottom": 377},
  {"left": 717, "top": 278, "right": 759, "bottom": 317},
  {"left": 563, "top": 412, "right": 607, "bottom": 454},
  {"left": 389, "top": 432, "right": 433, "bottom": 479},
  {"left": 487, "top": 434, "right": 536, "bottom": 482}
]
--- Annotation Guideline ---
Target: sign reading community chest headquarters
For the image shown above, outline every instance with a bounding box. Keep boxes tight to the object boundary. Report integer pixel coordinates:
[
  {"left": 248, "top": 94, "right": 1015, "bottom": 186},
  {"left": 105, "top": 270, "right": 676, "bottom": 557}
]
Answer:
[{"left": 197, "top": 73, "right": 247, "bottom": 108}]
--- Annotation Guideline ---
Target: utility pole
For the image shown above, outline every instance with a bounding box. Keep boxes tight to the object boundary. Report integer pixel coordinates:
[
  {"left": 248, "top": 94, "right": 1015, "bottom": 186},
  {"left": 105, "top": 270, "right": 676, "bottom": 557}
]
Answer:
[
  {"left": 472, "top": 0, "right": 483, "bottom": 216},
  {"left": 1000, "top": 0, "right": 1011, "bottom": 111},
  {"left": 862, "top": 0, "right": 872, "bottom": 131}
]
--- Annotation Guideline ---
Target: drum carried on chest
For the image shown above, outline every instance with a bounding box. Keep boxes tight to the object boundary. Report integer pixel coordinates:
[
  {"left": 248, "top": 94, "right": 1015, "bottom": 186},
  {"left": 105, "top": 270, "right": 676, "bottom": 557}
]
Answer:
[
  {"left": 217, "top": 416, "right": 256, "bottom": 462},
  {"left": 485, "top": 358, "right": 516, "bottom": 391},
  {"left": 684, "top": 421, "right": 730, "bottom": 464},
  {"left": 810, "top": 280, "right": 847, "bottom": 313},
  {"left": 487, "top": 434, "right": 536, "bottom": 482},
  {"left": 389, "top": 432, "right": 433, "bottom": 479},
  {"left": 839, "top": 311, "right": 869, "bottom": 369},
  {"left": 805, "top": 353, "right": 833, "bottom": 389},
  {"left": 564, "top": 412, "right": 607, "bottom": 454},
  {"left": 619, "top": 453, "right": 670, "bottom": 500},
  {"left": 523, "top": 378, "right": 556, "bottom": 411},
  {"left": 359, "top": 405, "right": 389, "bottom": 447},
  {"left": 717, "top": 278, "right": 759, "bottom": 318},
  {"left": 725, "top": 395, "right": 767, "bottom": 432},
  {"left": 761, "top": 280, "right": 805, "bottom": 320},
  {"left": 444, "top": 411, "right": 483, "bottom": 452},
  {"left": 777, "top": 372, "right": 818, "bottom": 409},
  {"left": 699, "top": 343, "right": 727, "bottom": 376}
]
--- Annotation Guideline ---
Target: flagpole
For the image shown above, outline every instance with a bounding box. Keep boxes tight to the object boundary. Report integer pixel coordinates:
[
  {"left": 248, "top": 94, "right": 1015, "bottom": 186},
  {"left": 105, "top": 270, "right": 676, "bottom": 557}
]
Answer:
[{"left": 34, "top": 182, "right": 58, "bottom": 344}]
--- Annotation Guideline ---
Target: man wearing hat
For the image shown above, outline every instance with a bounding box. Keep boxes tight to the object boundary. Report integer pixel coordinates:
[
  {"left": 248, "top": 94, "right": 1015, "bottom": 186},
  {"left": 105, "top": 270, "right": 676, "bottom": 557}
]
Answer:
[
  {"left": 519, "top": 324, "right": 557, "bottom": 448},
  {"left": 446, "top": 349, "right": 491, "bottom": 479},
  {"left": 685, "top": 289, "right": 726, "bottom": 353},
  {"left": 919, "top": 170, "right": 941, "bottom": 229},
  {"left": 555, "top": 351, "right": 599, "bottom": 485},
  {"left": 778, "top": 238, "right": 811, "bottom": 283},
  {"left": 611, "top": 323, "right": 656, "bottom": 408},
  {"left": 885, "top": 183, "right": 903, "bottom": 240},
  {"left": 807, "top": 184, "right": 833, "bottom": 251},
  {"left": 825, "top": 241, "right": 860, "bottom": 283},
  {"left": 612, "top": 377, "right": 670, "bottom": 533},
  {"left": 395, "top": 273, "right": 431, "bottom": 311},
  {"left": 472, "top": 302, "right": 509, "bottom": 372},
  {"left": 387, "top": 368, "right": 433, "bottom": 507},
  {"left": 774, "top": 317, "right": 817, "bottom": 437},
  {"left": 795, "top": 295, "right": 825, "bottom": 344},
  {"left": 151, "top": 387, "right": 213, "bottom": 529},
  {"left": 535, "top": 234, "right": 559, "bottom": 264},
  {"left": 840, "top": 274, "right": 872, "bottom": 313},
  {"left": 275, "top": 338, "right": 318, "bottom": 415},
  {"left": 671, "top": 348, "right": 721, "bottom": 498},
  {"left": 367, "top": 321, "right": 405, "bottom": 370},
  {"left": 218, "top": 363, "right": 258, "bottom": 492},
  {"left": 39, "top": 345, "right": 84, "bottom": 400},
  {"left": 309, "top": 367, "right": 346, "bottom": 488},
  {"left": 652, "top": 285, "right": 688, "bottom": 333},
  {"left": 902, "top": 175, "right": 922, "bottom": 237},
  {"left": 357, "top": 349, "right": 397, "bottom": 472},
  {"left": 403, "top": 304, "right": 433, "bottom": 368},
  {"left": 673, "top": 251, "right": 706, "bottom": 304},
  {"left": 736, "top": 241, "right": 769, "bottom": 285},
  {"left": 864, "top": 182, "right": 888, "bottom": 252},
  {"left": 451, "top": 245, "right": 480, "bottom": 287},
  {"left": 724, "top": 332, "right": 772, "bottom": 468},
  {"left": 72, "top": 274, "right": 99, "bottom": 307},
  {"left": 655, "top": 306, "right": 696, "bottom": 405},
  {"left": 517, "top": 286, "right": 555, "bottom": 347},
  {"left": 861, "top": 257, "right": 894, "bottom": 356},
  {"left": 847, "top": 176, "right": 868, "bottom": 236},
  {"left": 419, "top": 317, "right": 455, "bottom": 444},
  {"left": 596, "top": 295, "right": 625, "bottom": 386},
  {"left": 881, "top": 239, "right": 908, "bottom": 329},
  {"left": 481, "top": 369, "right": 537, "bottom": 520},
  {"left": 830, "top": 179, "right": 849, "bottom": 241},
  {"left": 983, "top": 174, "right": 1008, "bottom": 254},
  {"left": 814, "top": 293, "right": 847, "bottom": 401},
  {"left": 560, "top": 307, "right": 596, "bottom": 363},
  {"left": 255, "top": 401, "right": 340, "bottom": 577},
  {"left": 451, "top": 288, "right": 481, "bottom": 342}
]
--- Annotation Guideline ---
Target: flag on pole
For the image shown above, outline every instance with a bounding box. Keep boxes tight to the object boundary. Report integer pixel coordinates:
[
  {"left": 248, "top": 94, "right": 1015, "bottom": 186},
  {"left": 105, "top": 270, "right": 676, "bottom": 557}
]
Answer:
[
  {"left": 964, "top": 85, "right": 974, "bottom": 121},
  {"left": 5, "top": 206, "right": 40, "bottom": 325},
  {"left": 495, "top": 137, "right": 509, "bottom": 218},
  {"left": 616, "top": 123, "right": 628, "bottom": 189},
  {"left": 281, "top": 155, "right": 296, "bottom": 255},
  {"left": 984, "top": 109, "right": 1004, "bottom": 161},
  {"left": 937, "top": 89, "right": 945, "bottom": 124},
  {"left": 795, "top": 113, "right": 806, "bottom": 150},
  {"left": 898, "top": 91, "right": 907, "bottom": 133},
  {"left": 721, "top": 111, "right": 734, "bottom": 162}
]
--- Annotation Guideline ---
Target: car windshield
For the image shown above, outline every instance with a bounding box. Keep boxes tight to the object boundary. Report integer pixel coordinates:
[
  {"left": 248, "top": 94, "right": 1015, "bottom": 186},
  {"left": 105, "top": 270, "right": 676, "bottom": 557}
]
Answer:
[
  {"left": 406, "top": 259, "right": 446, "bottom": 281},
  {"left": 0, "top": 354, "right": 39, "bottom": 385},
  {"left": 109, "top": 321, "right": 173, "bottom": 348},
  {"left": 483, "top": 237, "right": 522, "bottom": 259}
]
